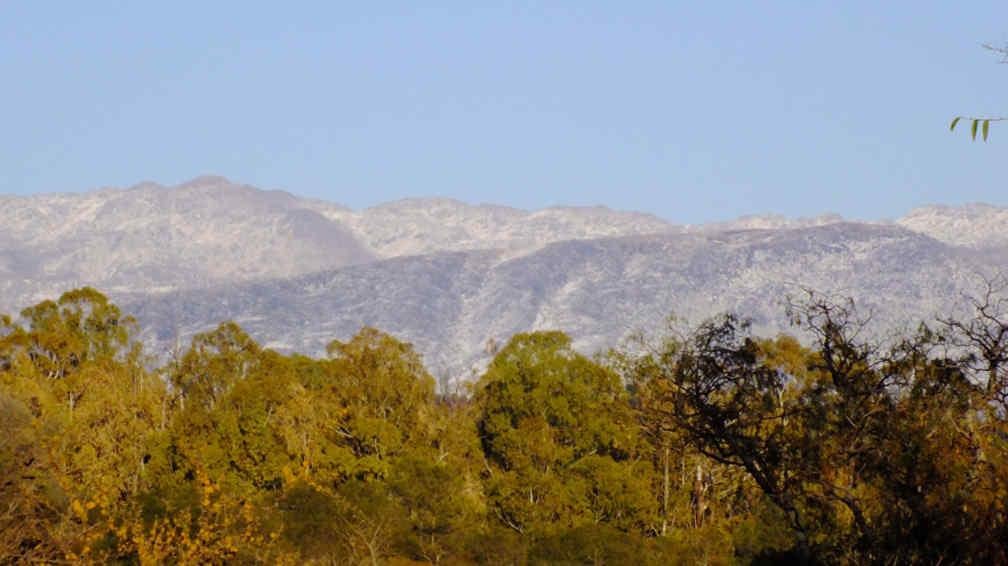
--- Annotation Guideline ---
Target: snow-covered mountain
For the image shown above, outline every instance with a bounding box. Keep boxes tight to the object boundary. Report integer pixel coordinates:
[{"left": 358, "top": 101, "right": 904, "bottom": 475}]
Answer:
[{"left": 1, "top": 176, "right": 1006, "bottom": 382}]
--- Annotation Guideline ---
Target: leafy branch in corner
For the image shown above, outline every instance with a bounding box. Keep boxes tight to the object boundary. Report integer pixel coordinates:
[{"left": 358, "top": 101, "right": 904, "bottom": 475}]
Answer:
[
  {"left": 949, "top": 42, "right": 1005, "bottom": 141},
  {"left": 950, "top": 116, "right": 1004, "bottom": 142}
]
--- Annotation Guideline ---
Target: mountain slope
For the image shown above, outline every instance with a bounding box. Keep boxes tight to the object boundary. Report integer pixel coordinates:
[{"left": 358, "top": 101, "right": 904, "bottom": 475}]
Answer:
[
  {"left": 896, "top": 203, "right": 1008, "bottom": 247},
  {"left": 316, "top": 198, "right": 677, "bottom": 257},
  {"left": 121, "top": 223, "right": 997, "bottom": 383},
  {"left": 0, "top": 176, "right": 375, "bottom": 296},
  {"left": 0, "top": 177, "right": 679, "bottom": 310},
  {"left": 3, "top": 177, "right": 1008, "bottom": 383}
]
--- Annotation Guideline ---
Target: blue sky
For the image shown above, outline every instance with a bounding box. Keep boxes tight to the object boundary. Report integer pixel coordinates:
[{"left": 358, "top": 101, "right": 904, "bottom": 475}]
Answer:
[{"left": 1, "top": 2, "right": 1005, "bottom": 223}]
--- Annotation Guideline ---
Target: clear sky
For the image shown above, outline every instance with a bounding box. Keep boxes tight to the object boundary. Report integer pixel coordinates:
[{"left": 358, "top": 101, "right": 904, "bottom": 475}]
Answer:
[{"left": 1, "top": 2, "right": 1005, "bottom": 223}]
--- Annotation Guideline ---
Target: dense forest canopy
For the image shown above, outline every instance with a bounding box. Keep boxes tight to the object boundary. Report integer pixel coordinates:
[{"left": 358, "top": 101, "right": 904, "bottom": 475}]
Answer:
[{"left": 2, "top": 287, "right": 1007, "bottom": 564}]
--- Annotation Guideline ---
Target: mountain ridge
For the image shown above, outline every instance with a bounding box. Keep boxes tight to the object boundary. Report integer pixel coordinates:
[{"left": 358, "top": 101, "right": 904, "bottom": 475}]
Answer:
[
  {"left": 2, "top": 176, "right": 1006, "bottom": 383},
  {"left": 5, "top": 175, "right": 1007, "bottom": 250}
]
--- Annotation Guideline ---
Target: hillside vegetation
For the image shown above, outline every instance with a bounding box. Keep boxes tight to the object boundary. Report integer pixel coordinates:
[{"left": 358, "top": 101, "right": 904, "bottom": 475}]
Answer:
[{"left": 2, "top": 287, "right": 1007, "bottom": 564}]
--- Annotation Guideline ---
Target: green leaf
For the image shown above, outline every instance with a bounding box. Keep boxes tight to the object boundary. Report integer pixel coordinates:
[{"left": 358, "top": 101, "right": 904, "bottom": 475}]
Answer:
[
  {"left": 983, "top": 119, "right": 990, "bottom": 142},
  {"left": 950, "top": 117, "right": 961, "bottom": 131},
  {"left": 971, "top": 119, "right": 979, "bottom": 140}
]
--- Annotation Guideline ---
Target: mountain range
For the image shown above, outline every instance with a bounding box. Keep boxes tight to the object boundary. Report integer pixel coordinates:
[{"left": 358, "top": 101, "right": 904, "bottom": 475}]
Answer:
[{"left": 2, "top": 176, "right": 1004, "bottom": 383}]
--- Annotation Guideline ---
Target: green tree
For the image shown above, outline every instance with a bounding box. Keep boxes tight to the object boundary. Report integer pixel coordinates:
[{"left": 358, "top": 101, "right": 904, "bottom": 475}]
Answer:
[{"left": 474, "top": 331, "right": 656, "bottom": 539}]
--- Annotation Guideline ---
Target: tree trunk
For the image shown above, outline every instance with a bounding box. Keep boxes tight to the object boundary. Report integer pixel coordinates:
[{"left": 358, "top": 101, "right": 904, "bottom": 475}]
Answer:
[{"left": 662, "top": 445, "right": 670, "bottom": 536}]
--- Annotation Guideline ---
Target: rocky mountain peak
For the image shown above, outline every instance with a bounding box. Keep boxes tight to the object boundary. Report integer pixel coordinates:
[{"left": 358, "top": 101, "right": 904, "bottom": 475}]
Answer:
[
  {"left": 897, "top": 201, "right": 1008, "bottom": 247},
  {"left": 177, "top": 174, "right": 235, "bottom": 190}
]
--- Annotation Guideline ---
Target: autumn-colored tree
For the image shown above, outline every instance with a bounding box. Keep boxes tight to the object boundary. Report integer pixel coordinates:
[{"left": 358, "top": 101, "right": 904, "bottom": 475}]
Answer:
[
  {"left": 3, "top": 287, "right": 1007, "bottom": 564},
  {"left": 626, "top": 293, "right": 1008, "bottom": 563},
  {"left": 0, "top": 289, "right": 166, "bottom": 562}
]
